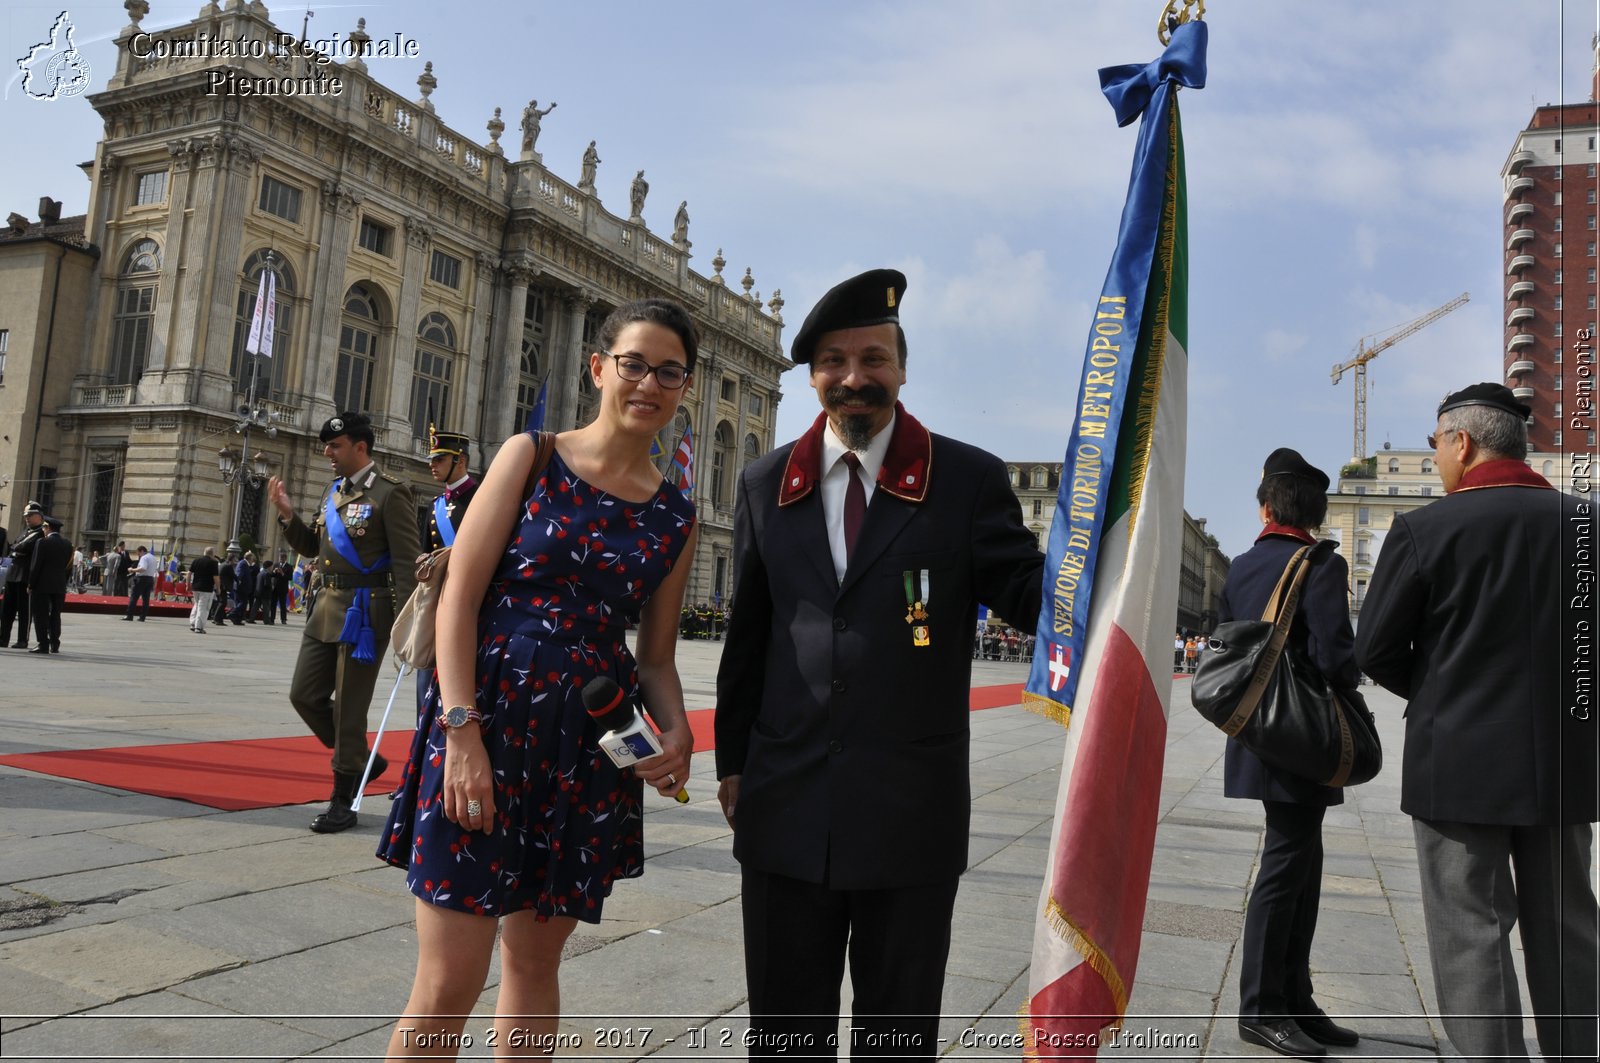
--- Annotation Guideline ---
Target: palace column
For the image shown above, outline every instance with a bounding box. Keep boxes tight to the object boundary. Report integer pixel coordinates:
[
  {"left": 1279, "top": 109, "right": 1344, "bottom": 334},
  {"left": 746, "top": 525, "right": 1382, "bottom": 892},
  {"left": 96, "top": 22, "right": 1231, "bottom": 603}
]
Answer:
[{"left": 497, "top": 255, "right": 536, "bottom": 439}]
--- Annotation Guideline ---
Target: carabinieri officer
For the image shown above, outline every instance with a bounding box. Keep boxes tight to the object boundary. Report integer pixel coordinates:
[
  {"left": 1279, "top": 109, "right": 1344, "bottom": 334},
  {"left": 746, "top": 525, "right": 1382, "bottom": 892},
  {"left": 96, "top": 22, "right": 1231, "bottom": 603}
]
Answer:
[
  {"left": 268, "top": 412, "right": 420, "bottom": 833},
  {"left": 420, "top": 424, "right": 477, "bottom": 551}
]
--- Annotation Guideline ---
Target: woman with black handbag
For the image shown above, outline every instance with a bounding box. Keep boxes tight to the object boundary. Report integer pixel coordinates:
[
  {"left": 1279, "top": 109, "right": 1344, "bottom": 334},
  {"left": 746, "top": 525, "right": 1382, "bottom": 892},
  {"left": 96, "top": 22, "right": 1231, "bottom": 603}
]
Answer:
[{"left": 1222, "top": 449, "right": 1362, "bottom": 1060}]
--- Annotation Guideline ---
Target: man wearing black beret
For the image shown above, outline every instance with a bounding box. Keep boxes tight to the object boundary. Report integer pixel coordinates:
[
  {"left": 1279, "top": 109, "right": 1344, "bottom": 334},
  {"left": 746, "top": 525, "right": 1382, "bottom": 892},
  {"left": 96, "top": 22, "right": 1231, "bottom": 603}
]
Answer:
[
  {"left": 268, "top": 412, "right": 419, "bottom": 833},
  {"left": 1357, "top": 382, "right": 1598, "bottom": 1059},
  {"left": 716, "top": 268, "right": 1044, "bottom": 1056}
]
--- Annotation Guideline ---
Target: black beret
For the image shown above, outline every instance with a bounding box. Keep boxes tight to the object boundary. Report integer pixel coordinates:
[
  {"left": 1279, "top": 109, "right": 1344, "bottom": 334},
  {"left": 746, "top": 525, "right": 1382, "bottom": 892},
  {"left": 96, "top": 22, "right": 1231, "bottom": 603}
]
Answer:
[
  {"left": 790, "top": 268, "right": 906, "bottom": 365},
  {"left": 319, "top": 412, "right": 371, "bottom": 444},
  {"left": 1437, "top": 382, "right": 1531, "bottom": 420},
  {"left": 427, "top": 426, "right": 469, "bottom": 458},
  {"left": 1262, "top": 447, "right": 1330, "bottom": 490}
]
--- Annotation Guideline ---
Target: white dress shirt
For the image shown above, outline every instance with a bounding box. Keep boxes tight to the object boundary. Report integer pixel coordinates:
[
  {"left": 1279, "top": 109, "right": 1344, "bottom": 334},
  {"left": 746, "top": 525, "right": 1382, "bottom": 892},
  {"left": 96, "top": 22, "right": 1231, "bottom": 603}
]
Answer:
[{"left": 819, "top": 412, "right": 895, "bottom": 582}]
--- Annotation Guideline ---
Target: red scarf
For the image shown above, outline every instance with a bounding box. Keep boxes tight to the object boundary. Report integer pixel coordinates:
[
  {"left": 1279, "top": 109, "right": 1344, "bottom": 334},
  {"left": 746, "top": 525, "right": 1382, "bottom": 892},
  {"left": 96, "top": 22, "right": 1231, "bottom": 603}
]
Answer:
[{"left": 1452, "top": 458, "right": 1553, "bottom": 493}]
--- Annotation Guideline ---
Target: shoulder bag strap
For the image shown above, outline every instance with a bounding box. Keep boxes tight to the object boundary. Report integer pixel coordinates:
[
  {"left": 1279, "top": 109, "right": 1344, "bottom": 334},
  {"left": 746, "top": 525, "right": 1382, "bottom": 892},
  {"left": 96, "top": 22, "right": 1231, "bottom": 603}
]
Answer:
[
  {"left": 1219, "top": 545, "right": 1314, "bottom": 737},
  {"left": 523, "top": 430, "right": 557, "bottom": 499}
]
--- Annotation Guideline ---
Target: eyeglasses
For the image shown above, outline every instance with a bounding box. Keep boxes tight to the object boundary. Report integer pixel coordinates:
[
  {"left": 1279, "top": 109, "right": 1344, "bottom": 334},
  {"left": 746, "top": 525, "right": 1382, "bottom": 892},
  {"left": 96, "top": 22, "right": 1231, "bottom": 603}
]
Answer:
[
  {"left": 604, "top": 351, "right": 689, "bottom": 390},
  {"left": 1426, "top": 428, "right": 1457, "bottom": 450}
]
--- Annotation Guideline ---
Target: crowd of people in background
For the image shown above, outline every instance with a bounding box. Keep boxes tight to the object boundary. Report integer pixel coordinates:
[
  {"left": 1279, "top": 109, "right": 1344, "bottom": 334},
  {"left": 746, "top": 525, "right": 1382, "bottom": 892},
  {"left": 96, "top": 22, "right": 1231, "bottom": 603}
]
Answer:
[
  {"left": 974, "top": 625, "right": 1034, "bottom": 662},
  {"left": 678, "top": 602, "right": 728, "bottom": 640}
]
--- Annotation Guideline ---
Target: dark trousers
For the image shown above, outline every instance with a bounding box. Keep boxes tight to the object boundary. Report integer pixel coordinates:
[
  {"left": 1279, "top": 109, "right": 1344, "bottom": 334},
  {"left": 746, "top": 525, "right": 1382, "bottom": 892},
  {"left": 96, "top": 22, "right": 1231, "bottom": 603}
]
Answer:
[
  {"left": 289, "top": 634, "right": 385, "bottom": 776},
  {"left": 1, "top": 584, "right": 29, "bottom": 644},
  {"left": 125, "top": 575, "right": 154, "bottom": 619},
  {"left": 741, "top": 867, "right": 959, "bottom": 1060},
  {"left": 30, "top": 591, "right": 63, "bottom": 650},
  {"left": 1239, "top": 800, "right": 1327, "bottom": 1022}
]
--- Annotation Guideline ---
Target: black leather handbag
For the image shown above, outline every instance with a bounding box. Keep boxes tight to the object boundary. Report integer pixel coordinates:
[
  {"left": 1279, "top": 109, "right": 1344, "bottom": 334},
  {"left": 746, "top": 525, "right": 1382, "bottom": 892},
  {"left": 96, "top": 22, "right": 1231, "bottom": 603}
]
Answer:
[{"left": 1191, "top": 542, "right": 1381, "bottom": 788}]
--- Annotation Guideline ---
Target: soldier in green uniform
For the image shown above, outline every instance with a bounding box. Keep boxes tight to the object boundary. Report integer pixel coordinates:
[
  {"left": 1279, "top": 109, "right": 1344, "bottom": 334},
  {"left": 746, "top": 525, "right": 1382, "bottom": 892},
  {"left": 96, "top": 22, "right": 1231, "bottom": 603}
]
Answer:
[{"left": 268, "top": 412, "right": 420, "bottom": 833}]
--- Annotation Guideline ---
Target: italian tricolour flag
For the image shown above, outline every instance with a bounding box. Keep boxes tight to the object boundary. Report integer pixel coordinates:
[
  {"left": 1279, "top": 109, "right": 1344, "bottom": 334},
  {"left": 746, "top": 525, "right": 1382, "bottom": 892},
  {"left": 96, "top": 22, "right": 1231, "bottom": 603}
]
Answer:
[{"left": 1021, "top": 20, "right": 1206, "bottom": 1058}]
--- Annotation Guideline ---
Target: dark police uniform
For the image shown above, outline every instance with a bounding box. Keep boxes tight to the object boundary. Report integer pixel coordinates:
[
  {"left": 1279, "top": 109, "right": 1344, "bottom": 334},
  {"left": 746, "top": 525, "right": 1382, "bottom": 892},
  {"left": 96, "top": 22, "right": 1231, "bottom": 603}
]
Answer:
[
  {"left": 280, "top": 415, "right": 418, "bottom": 832},
  {"left": 28, "top": 517, "right": 72, "bottom": 654},
  {"left": 416, "top": 426, "right": 476, "bottom": 705},
  {"left": 1357, "top": 384, "right": 1599, "bottom": 1060},
  {"left": 716, "top": 270, "right": 1043, "bottom": 1058},
  {"left": 2, "top": 503, "right": 46, "bottom": 648}
]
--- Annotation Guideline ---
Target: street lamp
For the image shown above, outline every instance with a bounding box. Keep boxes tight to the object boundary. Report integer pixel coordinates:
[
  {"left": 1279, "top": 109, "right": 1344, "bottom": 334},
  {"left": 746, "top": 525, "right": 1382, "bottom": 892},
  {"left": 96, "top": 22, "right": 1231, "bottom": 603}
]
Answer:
[{"left": 218, "top": 251, "right": 282, "bottom": 555}]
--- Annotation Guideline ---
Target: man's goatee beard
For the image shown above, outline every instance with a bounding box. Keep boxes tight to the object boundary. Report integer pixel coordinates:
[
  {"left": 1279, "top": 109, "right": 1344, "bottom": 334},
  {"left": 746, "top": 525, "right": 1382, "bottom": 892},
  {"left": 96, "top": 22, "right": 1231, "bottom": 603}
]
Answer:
[{"left": 839, "top": 414, "right": 877, "bottom": 451}]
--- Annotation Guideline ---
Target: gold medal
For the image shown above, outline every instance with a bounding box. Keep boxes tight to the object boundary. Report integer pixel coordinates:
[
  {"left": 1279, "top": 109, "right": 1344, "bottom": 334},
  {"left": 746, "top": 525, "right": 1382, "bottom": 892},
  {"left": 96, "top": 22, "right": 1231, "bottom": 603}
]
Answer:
[{"left": 903, "top": 570, "right": 931, "bottom": 648}]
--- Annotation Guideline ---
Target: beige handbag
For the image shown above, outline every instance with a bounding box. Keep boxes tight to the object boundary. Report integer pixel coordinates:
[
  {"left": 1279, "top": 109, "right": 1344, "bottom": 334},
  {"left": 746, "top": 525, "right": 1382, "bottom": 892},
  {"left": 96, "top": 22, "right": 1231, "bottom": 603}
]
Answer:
[{"left": 389, "top": 431, "right": 556, "bottom": 669}]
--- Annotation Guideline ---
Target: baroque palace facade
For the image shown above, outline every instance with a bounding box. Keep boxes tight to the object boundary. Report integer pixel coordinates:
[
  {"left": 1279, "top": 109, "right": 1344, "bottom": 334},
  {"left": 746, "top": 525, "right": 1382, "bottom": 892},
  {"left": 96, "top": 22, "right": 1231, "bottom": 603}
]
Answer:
[{"left": 9, "top": 2, "right": 785, "bottom": 604}]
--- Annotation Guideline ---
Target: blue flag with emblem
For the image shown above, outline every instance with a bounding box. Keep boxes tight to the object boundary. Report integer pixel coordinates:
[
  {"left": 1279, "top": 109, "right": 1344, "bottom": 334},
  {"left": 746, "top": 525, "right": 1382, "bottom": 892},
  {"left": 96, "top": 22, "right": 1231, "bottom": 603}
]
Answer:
[{"left": 522, "top": 378, "right": 548, "bottom": 434}]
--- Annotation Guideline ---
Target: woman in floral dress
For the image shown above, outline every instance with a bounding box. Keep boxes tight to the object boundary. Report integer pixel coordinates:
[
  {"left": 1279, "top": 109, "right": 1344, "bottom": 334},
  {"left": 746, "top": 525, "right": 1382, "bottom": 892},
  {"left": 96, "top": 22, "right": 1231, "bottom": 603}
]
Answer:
[{"left": 381, "top": 299, "right": 700, "bottom": 1059}]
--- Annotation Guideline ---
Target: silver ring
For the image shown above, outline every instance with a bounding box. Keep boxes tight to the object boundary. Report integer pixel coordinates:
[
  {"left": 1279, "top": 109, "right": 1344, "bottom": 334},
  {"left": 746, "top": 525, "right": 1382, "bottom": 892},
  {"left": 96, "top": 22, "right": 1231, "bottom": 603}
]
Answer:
[
  {"left": 466, "top": 799, "right": 482, "bottom": 817},
  {"left": 666, "top": 773, "right": 677, "bottom": 786}
]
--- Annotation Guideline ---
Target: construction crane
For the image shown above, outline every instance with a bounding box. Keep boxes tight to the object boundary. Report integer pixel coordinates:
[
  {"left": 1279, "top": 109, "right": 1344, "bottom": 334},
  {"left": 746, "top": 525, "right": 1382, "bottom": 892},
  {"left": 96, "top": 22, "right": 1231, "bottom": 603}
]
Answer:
[{"left": 1330, "top": 292, "right": 1469, "bottom": 462}]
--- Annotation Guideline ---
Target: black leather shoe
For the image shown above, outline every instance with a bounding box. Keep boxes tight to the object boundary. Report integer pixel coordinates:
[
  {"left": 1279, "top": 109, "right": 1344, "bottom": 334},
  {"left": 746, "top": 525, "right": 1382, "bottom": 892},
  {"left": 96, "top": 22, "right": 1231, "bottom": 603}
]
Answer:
[
  {"left": 27, "top": 646, "right": 50, "bottom": 655},
  {"left": 310, "top": 804, "right": 357, "bottom": 833},
  {"left": 364, "top": 753, "right": 389, "bottom": 783},
  {"left": 1238, "top": 1019, "right": 1324, "bottom": 1059},
  {"left": 10, "top": 640, "right": 27, "bottom": 647},
  {"left": 1297, "top": 1014, "right": 1358, "bottom": 1047}
]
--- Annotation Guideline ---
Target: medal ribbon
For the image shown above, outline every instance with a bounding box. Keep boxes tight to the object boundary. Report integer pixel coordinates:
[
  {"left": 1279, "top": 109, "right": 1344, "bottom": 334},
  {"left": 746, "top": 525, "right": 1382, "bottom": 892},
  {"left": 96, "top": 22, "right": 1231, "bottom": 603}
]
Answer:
[{"left": 433, "top": 494, "right": 456, "bottom": 547}]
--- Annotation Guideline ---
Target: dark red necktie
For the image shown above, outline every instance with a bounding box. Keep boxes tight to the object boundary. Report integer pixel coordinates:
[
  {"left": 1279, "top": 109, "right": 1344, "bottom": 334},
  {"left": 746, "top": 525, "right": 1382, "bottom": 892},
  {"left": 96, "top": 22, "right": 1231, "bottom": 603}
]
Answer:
[{"left": 842, "top": 452, "right": 866, "bottom": 562}]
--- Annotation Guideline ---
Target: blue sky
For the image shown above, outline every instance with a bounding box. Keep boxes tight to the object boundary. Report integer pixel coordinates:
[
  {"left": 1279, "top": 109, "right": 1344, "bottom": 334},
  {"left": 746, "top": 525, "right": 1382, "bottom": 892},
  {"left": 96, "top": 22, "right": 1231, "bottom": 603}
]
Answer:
[{"left": 2, "top": 1, "right": 1596, "bottom": 556}]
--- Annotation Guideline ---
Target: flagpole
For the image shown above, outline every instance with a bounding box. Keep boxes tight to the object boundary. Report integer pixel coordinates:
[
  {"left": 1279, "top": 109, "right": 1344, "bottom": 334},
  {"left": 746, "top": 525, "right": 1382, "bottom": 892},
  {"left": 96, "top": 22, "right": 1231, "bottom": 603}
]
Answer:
[{"left": 220, "top": 251, "right": 281, "bottom": 555}]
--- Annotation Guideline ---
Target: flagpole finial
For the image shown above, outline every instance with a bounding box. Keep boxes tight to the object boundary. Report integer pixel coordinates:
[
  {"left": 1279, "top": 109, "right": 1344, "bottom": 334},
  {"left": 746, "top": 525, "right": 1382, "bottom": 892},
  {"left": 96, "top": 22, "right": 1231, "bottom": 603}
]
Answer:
[{"left": 1158, "top": 0, "right": 1204, "bottom": 45}]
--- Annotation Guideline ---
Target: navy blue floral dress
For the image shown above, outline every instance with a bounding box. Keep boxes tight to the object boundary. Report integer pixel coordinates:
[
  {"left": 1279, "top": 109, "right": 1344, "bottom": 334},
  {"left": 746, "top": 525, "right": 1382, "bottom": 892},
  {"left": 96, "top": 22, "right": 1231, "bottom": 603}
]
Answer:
[{"left": 378, "top": 444, "right": 695, "bottom": 922}]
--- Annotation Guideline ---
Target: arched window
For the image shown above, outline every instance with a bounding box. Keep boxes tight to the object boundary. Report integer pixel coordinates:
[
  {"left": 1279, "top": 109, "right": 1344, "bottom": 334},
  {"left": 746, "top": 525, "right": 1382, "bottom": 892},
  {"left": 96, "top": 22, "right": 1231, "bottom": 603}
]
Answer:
[
  {"left": 1387, "top": 458, "right": 1400, "bottom": 473},
  {"left": 1543, "top": 460, "right": 1556, "bottom": 477},
  {"left": 1420, "top": 458, "right": 1434, "bottom": 474},
  {"left": 1007, "top": 466, "right": 1019, "bottom": 487},
  {"left": 712, "top": 420, "right": 735, "bottom": 508},
  {"left": 110, "top": 239, "right": 160, "bottom": 384},
  {"left": 744, "top": 433, "right": 761, "bottom": 468},
  {"left": 575, "top": 306, "right": 607, "bottom": 427},
  {"left": 514, "top": 338, "right": 543, "bottom": 432},
  {"left": 410, "top": 312, "right": 457, "bottom": 440},
  {"left": 513, "top": 292, "right": 547, "bottom": 431},
  {"left": 229, "top": 249, "right": 294, "bottom": 401},
  {"left": 335, "top": 283, "right": 382, "bottom": 413},
  {"left": 1032, "top": 466, "right": 1047, "bottom": 488}
]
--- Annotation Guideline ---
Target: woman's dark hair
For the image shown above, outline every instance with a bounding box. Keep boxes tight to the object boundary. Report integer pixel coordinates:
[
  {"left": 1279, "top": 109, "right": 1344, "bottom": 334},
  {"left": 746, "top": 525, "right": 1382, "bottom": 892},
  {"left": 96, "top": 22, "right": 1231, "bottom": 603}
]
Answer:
[
  {"left": 595, "top": 298, "right": 699, "bottom": 372},
  {"left": 1256, "top": 474, "right": 1327, "bottom": 531}
]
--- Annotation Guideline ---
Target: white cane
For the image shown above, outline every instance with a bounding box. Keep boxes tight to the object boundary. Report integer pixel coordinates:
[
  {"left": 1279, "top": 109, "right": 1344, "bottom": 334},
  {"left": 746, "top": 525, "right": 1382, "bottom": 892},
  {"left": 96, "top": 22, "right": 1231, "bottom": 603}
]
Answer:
[{"left": 352, "top": 661, "right": 410, "bottom": 812}]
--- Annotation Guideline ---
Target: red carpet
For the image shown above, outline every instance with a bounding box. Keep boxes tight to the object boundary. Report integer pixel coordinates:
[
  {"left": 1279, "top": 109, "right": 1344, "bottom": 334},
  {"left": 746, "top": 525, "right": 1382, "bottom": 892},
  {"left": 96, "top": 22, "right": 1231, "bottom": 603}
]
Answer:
[
  {"left": 0, "top": 731, "right": 416, "bottom": 811},
  {"left": 0, "top": 683, "right": 1028, "bottom": 810}
]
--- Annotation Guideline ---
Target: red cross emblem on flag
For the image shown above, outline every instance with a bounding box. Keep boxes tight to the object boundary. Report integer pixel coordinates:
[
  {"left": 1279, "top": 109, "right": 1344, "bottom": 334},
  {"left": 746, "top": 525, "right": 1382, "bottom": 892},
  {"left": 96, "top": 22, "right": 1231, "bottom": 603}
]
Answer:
[{"left": 1047, "top": 642, "right": 1072, "bottom": 692}]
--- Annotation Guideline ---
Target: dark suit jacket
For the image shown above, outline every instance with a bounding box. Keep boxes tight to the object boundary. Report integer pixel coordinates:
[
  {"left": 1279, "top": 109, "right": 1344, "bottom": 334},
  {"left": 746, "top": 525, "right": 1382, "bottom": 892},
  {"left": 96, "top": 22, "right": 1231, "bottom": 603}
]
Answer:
[
  {"left": 715, "top": 406, "right": 1044, "bottom": 890},
  {"left": 1220, "top": 534, "right": 1358, "bottom": 806},
  {"left": 1356, "top": 463, "right": 1598, "bottom": 825},
  {"left": 29, "top": 531, "right": 73, "bottom": 595}
]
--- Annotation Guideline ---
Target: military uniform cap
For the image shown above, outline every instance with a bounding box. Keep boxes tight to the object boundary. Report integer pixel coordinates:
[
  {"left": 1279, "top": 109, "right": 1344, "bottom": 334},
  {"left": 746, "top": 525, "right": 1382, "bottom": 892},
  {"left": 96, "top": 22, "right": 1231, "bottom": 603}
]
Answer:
[
  {"left": 790, "top": 268, "right": 907, "bottom": 365},
  {"left": 319, "top": 411, "right": 371, "bottom": 444},
  {"left": 44, "top": 515, "right": 63, "bottom": 529},
  {"left": 1261, "top": 447, "right": 1329, "bottom": 490},
  {"left": 1437, "top": 382, "right": 1531, "bottom": 420},
  {"left": 427, "top": 424, "right": 470, "bottom": 458},
  {"left": 23, "top": 500, "right": 43, "bottom": 516}
]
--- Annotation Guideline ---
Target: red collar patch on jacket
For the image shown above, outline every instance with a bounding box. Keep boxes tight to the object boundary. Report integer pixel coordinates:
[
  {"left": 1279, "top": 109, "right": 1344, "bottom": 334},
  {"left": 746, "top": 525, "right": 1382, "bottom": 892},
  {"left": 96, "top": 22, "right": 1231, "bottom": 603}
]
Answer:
[
  {"left": 1255, "top": 522, "right": 1318, "bottom": 545},
  {"left": 1453, "top": 458, "right": 1553, "bottom": 493},
  {"left": 778, "top": 402, "right": 933, "bottom": 507}
]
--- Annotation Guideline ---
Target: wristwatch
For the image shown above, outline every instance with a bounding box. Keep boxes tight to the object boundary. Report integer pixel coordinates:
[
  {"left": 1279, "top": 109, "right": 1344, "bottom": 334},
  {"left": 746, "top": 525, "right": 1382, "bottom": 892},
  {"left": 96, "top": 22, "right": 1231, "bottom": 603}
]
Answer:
[{"left": 439, "top": 705, "right": 486, "bottom": 729}]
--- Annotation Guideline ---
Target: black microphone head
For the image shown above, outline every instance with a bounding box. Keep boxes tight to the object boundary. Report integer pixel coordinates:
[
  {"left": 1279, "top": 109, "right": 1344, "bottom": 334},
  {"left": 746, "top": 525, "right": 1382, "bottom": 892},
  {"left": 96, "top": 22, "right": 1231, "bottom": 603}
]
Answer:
[{"left": 581, "top": 676, "right": 633, "bottom": 732}]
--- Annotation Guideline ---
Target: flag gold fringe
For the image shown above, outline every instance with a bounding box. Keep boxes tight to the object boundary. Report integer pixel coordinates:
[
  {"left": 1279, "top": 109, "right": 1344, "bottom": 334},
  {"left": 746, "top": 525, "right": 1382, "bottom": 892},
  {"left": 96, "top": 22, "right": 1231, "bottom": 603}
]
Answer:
[
  {"left": 1021, "top": 689, "right": 1073, "bottom": 728},
  {"left": 1122, "top": 97, "right": 1180, "bottom": 547},
  {"left": 1016, "top": 897, "right": 1130, "bottom": 1059}
]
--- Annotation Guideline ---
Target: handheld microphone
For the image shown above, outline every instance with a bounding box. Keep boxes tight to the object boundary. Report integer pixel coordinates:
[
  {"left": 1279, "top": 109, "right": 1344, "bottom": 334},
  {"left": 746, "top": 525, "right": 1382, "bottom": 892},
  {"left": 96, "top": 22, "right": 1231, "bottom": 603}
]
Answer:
[{"left": 581, "top": 676, "right": 690, "bottom": 803}]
